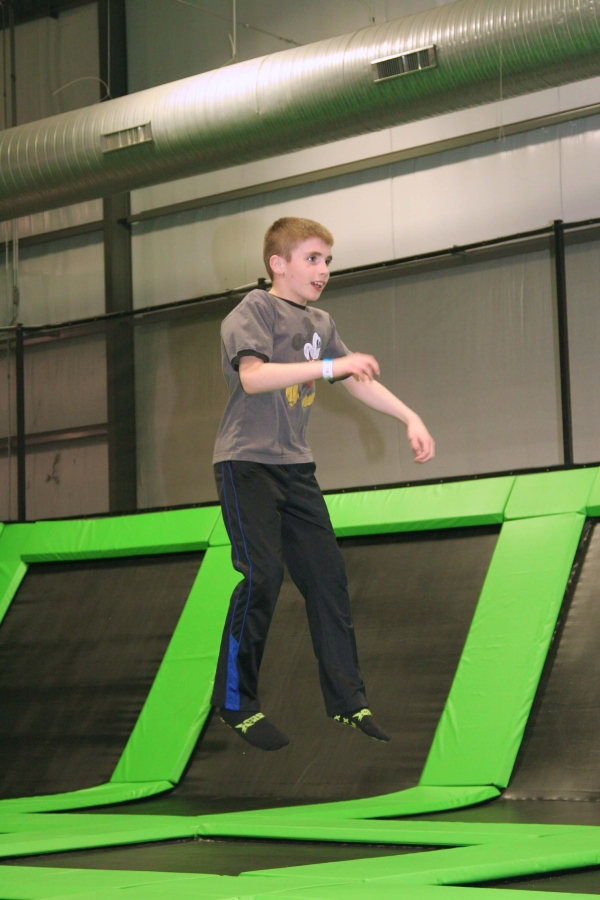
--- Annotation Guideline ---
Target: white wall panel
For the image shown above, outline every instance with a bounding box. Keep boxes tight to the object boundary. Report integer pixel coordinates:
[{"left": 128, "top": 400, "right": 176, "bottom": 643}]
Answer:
[
  {"left": 14, "top": 3, "right": 99, "bottom": 127},
  {"left": 309, "top": 250, "right": 560, "bottom": 488},
  {"left": 132, "top": 170, "right": 395, "bottom": 306},
  {"left": 132, "top": 201, "right": 247, "bottom": 308},
  {"left": 0, "top": 233, "right": 105, "bottom": 326},
  {"left": 135, "top": 305, "right": 233, "bottom": 507},
  {"left": 25, "top": 441, "right": 109, "bottom": 520},
  {"left": 560, "top": 115, "right": 600, "bottom": 223},
  {"left": 126, "top": 0, "right": 449, "bottom": 94},
  {"left": 14, "top": 202, "right": 103, "bottom": 241},
  {"left": 391, "top": 129, "right": 563, "bottom": 257},
  {"left": 566, "top": 240, "right": 600, "bottom": 464},
  {"left": 24, "top": 334, "right": 107, "bottom": 436},
  {"left": 0, "top": 455, "right": 18, "bottom": 522}
]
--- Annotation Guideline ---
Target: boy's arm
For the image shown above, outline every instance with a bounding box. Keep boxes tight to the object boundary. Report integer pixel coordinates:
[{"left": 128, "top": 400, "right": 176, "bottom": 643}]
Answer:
[
  {"left": 343, "top": 377, "right": 435, "bottom": 464},
  {"left": 238, "top": 352, "right": 380, "bottom": 393}
]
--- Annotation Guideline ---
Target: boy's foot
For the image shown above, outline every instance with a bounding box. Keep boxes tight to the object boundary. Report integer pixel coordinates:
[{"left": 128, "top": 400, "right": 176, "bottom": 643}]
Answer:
[
  {"left": 333, "top": 708, "right": 391, "bottom": 742},
  {"left": 219, "top": 708, "right": 289, "bottom": 751}
]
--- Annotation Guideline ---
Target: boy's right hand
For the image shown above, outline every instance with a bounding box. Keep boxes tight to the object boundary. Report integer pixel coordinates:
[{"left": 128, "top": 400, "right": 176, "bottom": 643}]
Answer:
[{"left": 334, "top": 353, "right": 380, "bottom": 381}]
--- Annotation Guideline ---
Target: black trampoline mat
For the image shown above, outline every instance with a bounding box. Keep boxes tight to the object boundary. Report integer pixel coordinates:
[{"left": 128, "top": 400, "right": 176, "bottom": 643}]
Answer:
[
  {"left": 508, "top": 519, "right": 600, "bottom": 799},
  {"left": 169, "top": 526, "right": 499, "bottom": 805},
  {"left": 0, "top": 552, "right": 204, "bottom": 799},
  {"left": 2, "top": 837, "right": 431, "bottom": 876},
  {"left": 415, "top": 798, "right": 600, "bottom": 827}
]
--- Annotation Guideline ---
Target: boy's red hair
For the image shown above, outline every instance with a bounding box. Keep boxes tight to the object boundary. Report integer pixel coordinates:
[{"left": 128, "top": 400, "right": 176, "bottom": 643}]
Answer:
[{"left": 263, "top": 217, "right": 334, "bottom": 279}]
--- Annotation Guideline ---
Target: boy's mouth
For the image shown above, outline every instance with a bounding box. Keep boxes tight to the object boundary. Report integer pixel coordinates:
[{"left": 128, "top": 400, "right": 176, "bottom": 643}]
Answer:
[{"left": 311, "top": 281, "right": 325, "bottom": 291}]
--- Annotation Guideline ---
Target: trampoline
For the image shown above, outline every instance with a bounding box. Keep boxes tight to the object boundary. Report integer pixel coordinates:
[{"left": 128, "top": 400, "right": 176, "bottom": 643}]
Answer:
[{"left": 1, "top": 468, "right": 600, "bottom": 900}]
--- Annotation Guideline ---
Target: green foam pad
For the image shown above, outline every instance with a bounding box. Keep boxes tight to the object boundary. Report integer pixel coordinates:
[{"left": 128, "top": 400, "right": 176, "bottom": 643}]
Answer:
[
  {"left": 208, "top": 512, "right": 230, "bottom": 546},
  {"left": 247, "top": 830, "right": 600, "bottom": 885},
  {"left": 213, "top": 786, "right": 499, "bottom": 822},
  {"left": 421, "top": 513, "right": 585, "bottom": 788},
  {"left": 253, "top": 885, "right": 597, "bottom": 900},
  {"left": 504, "top": 468, "right": 597, "bottom": 520},
  {"left": 18, "top": 508, "right": 220, "bottom": 562},
  {"left": 0, "top": 815, "right": 199, "bottom": 858},
  {"left": 111, "top": 546, "right": 239, "bottom": 784},
  {"left": 0, "top": 558, "right": 27, "bottom": 626},
  {"left": 0, "top": 782, "right": 172, "bottom": 815},
  {"left": 196, "top": 814, "right": 587, "bottom": 846},
  {"left": 586, "top": 467, "right": 600, "bottom": 515},
  {"left": 0, "top": 813, "right": 195, "bottom": 834},
  {"left": 325, "top": 477, "right": 514, "bottom": 537},
  {"left": 0, "top": 866, "right": 207, "bottom": 899}
]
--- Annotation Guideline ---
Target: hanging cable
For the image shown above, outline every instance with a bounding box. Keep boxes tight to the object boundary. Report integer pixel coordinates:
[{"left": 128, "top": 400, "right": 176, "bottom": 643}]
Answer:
[
  {"left": 170, "top": 0, "right": 300, "bottom": 47},
  {"left": 52, "top": 76, "right": 111, "bottom": 101}
]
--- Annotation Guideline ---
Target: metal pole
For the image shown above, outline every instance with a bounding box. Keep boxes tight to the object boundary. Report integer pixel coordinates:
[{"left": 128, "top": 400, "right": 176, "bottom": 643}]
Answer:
[
  {"left": 15, "top": 323, "right": 25, "bottom": 521},
  {"left": 7, "top": 0, "right": 15, "bottom": 127},
  {"left": 553, "top": 219, "right": 574, "bottom": 466}
]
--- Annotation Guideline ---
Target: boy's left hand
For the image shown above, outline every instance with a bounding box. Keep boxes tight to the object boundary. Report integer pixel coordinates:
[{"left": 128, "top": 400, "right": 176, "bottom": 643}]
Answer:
[{"left": 408, "top": 420, "right": 435, "bottom": 463}]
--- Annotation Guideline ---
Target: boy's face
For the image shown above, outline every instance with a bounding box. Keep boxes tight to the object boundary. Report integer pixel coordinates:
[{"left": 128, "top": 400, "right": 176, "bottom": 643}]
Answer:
[{"left": 269, "top": 237, "right": 332, "bottom": 306}]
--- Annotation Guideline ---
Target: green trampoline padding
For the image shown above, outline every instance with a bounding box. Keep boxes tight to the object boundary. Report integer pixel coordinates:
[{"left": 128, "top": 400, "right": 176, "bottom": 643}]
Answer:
[
  {"left": 503, "top": 468, "right": 597, "bottom": 520},
  {"left": 0, "top": 468, "right": 599, "bottom": 899},
  {"left": 586, "top": 466, "right": 600, "bottom": 515},
  {"left": 0, "top": 784, "right": 172, "bottom": 816},
  {"left": 248, "top": 829, "right": 600, "bottom": 886},
  {"left": 325, "top": 477, "right": 515, "bottom": 537},
  {"left": 112, "top": 546, "right": 240, "bottom": 785},
  {"left": 421, "top": 512, "right": 585, "bottom": 788}
]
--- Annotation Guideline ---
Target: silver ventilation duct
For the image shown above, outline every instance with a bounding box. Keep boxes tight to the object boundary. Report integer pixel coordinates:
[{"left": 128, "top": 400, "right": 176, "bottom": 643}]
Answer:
[{"left": 1, "top": 0, "right": 600, "bottom": 220}]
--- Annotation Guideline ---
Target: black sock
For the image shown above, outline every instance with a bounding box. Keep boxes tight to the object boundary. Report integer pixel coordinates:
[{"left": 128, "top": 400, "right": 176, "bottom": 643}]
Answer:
[
  {"left": 219, "top": 708, "right": 289, "bottom": 751},
  {"left": 333, "top": 708, "right": 391, "bottom": 742}
]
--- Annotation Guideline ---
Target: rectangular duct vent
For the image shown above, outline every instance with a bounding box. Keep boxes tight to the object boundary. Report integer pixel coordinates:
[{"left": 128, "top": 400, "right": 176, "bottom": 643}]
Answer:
[
  {"left": 371, "top": 46, "right": 437, "bottom": 82},
  {"left": 101, "top": 123, "right": 153, "bottom": 153}
]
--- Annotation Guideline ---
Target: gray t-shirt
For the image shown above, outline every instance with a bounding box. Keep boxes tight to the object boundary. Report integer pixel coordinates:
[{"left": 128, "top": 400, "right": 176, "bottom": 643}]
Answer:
[{"left": 213, "top": 289, "right": 349, "bottom": 464}]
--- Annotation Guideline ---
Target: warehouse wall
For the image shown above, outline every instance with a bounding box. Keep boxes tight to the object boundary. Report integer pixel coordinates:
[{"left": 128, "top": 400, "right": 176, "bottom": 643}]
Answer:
[{"left": 0, "top": 0, "right": 599, "bottom": 518}]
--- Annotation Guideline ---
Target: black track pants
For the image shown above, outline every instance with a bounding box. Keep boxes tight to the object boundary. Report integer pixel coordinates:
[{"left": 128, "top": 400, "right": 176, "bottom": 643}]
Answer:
[{"left": 211, "top": 461, "right": 367, "bottom": 717}]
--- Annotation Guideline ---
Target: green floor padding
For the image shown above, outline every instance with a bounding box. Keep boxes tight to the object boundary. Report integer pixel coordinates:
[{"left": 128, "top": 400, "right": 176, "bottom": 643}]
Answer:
[
  {"left": 111, "top": 546, "right": 240, "bottom": 785},
  {"left": 194, "top": 814, "right": 588, "bottom": 845},
  {"left": 0, "top": 881, "right": 588, "bottom": 900},
  {"left": 248, "top": 830, "right": 600, "bottom": 885},
  {"left": 252, "top": 886, "right": 593, "bottom": 900},
  {"left": 503, "top": 468, "right": 597, "bottom": 520},
  {"left": 212, "top": 787, "right": 500, "bottom": 823},
  {"left": 420, "top": 513, "right": 585, "bottom": 789},
  {"left": 0, "top": 783, "right": 173, "bottom": 816},
  {"left": 325, "top": 478, "right": 515, "bottom": 537}
]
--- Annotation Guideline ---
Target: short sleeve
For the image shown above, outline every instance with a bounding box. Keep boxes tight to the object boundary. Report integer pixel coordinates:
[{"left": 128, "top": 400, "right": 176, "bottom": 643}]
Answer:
[{"left": 221, "top": 295, "right": 275, "bottom": 371}]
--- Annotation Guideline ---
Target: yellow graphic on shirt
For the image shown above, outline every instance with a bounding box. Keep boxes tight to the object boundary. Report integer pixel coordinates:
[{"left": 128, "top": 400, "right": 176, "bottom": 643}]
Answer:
[{"left": 286, "top": 382, "right": 315, "bottom": 408}]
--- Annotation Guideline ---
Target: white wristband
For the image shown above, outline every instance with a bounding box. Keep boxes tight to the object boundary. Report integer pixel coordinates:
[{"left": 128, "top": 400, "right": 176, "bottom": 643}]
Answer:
[{"left": 322, "top": 358, "right": 334, "bottom": 381}]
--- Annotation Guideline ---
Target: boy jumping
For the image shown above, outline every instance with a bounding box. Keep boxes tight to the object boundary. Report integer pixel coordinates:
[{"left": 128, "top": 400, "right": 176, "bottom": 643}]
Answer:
[{"left": 212, "top": 217, "right": 435, "bottom": 751}]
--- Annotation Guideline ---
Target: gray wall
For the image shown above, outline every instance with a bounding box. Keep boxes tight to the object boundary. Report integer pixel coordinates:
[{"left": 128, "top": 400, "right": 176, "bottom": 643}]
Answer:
[{"left": 1, "top": 0, "right": 600, "bottom": 518}]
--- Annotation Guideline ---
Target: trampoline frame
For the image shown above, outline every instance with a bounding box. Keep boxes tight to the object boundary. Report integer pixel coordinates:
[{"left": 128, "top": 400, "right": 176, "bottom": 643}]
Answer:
[{"left": 1, "top": 467, "right": 600, "bottom": 899}]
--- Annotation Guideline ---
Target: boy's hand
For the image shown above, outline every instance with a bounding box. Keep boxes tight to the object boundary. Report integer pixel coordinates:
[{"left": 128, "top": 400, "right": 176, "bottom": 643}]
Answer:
[
  {"left": 334, "top": 353, "right": 380, "bottom": 381},
  {"left": 407, "top": 419, "right": 435, "bottom": 463}
]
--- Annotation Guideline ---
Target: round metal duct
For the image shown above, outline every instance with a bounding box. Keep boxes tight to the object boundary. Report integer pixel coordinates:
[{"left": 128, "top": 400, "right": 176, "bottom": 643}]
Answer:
[{"left": 1, "top": 0, "right": 599, "bottom": 219}]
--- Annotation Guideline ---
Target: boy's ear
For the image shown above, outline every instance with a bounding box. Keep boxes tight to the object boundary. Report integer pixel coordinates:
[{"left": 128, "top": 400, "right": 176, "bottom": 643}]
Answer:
[{"left": 269, "top": 254, "right": 286, "bottom": 276}]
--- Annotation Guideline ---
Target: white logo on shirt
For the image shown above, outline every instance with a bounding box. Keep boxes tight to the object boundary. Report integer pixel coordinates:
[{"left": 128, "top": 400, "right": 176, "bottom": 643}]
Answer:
[{"left": 304, "top": 332, "right": 321, "bottom": 361}]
